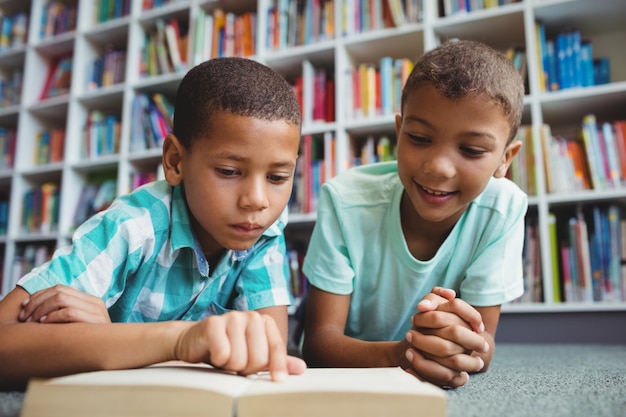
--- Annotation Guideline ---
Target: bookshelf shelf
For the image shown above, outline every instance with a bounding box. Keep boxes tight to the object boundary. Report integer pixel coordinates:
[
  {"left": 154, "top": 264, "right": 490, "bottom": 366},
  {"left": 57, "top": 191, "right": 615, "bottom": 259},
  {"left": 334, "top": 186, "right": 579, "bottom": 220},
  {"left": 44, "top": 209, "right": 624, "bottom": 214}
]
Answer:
[{"left": 0, "top": 0, "right": 623, "bottom": 322}]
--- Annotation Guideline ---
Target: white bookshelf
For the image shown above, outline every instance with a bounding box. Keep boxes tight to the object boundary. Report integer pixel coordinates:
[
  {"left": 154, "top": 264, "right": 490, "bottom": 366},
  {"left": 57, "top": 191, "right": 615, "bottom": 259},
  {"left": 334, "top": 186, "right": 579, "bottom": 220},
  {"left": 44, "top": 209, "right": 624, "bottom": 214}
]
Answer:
[{"left": 0, "top": 0, "right": 625, "bottom": 319}]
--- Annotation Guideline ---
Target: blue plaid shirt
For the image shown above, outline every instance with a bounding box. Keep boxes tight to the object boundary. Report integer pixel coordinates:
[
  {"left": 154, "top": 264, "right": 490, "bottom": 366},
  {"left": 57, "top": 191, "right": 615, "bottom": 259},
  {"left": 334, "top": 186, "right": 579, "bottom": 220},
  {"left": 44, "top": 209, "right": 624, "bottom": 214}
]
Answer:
[{"left": 18, "top": 181, "right": 292, "bottom": 322}]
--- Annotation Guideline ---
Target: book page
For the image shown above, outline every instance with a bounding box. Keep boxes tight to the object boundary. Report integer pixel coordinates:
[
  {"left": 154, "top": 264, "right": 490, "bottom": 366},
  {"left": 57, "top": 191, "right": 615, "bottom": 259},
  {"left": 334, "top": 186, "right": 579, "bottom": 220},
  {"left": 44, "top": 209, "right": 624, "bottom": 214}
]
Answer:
[
  {"left": 46, "top": 363, "right": 254, "bottom": 398},
  {"left": 238, "top": 367, "right": 447, "bottom": 417}
]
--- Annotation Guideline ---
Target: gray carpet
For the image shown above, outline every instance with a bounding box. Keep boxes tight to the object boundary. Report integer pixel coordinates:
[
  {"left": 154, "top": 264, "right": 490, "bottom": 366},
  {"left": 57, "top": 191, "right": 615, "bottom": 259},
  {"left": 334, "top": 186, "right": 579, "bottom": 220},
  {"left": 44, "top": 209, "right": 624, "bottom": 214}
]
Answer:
[
  {"left": 446, "top": 344, "right": 626, "bottom": 417},
  {"left": 2, "top": 344, "right": 625, "bottom": 417}
]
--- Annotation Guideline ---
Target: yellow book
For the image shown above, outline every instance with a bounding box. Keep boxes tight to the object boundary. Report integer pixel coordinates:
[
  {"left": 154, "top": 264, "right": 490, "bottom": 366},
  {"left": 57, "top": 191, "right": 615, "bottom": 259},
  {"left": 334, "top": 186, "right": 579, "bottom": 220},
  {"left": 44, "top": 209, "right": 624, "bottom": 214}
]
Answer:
[{"left": 21, "top": 362, "right": 447, "bottom": 417}]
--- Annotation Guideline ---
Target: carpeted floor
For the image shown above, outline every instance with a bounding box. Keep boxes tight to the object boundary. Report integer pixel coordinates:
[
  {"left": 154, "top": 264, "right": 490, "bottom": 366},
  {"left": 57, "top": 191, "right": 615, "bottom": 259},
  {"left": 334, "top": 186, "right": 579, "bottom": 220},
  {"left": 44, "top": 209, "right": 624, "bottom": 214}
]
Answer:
[{"left": 2, "top": 343, "right": 625, "bottom": 417}]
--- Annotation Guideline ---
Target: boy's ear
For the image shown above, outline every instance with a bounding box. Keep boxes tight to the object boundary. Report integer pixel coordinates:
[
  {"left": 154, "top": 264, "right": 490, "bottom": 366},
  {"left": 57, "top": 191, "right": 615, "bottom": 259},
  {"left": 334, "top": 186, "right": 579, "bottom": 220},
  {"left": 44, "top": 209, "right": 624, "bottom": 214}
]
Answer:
[
  {"left": 493, "top": 139, "right": 523, "bottom": 178},
  {"left": 395, "top": 113, "right": 402, "bottom": 136},
  {"left": 162, "top": 134, "right": 185, "bottom": 186}
]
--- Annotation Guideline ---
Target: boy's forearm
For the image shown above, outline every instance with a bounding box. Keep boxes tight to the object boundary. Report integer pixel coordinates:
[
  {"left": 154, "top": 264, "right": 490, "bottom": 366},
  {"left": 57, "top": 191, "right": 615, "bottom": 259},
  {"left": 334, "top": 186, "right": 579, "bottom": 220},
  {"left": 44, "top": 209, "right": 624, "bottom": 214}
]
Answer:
[
  {"left": 303, "top": 331, "right": 403, "bottom": 368},
  {"left": 0, "top": 321, "right": 187, "bottom": 390}
]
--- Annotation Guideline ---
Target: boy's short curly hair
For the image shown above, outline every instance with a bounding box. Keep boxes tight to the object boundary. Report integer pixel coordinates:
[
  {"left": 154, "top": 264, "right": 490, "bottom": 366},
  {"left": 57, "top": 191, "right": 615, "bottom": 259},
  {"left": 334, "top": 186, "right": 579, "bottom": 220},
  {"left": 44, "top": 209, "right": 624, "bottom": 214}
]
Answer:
[
  {"left": 402, "top": 40, "right": 525, "bottom": 142},
  {"left": 173, "top": 57, "right": 302, "bottom": 148}
]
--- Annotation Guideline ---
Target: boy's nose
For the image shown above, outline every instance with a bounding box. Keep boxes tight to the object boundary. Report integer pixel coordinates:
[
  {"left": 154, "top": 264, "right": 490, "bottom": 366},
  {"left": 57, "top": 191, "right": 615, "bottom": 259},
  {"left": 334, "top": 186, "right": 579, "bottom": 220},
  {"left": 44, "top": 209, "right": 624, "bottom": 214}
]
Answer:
[
  {"left": 240, "top": 178, "right": 269, "bottom": 210},
  {"left": 423, "top": 154, "right": 456, "bottom": 179}
]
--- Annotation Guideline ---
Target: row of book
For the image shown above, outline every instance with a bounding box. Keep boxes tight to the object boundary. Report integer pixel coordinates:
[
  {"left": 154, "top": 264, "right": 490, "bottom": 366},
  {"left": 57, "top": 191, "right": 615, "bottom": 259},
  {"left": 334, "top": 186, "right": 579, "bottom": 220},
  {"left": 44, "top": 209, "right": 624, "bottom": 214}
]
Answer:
[
  {"left": 140, "top": 18, "right": 188, "bottom": 77},
  {"left": 553, "top": 206, "right": 626, "bottom": 303},
  {"left": 34, "top": 129, "right": 65, "bottom": 165},
  {"left": 73, "top": 177, "right": 117, "bottom": 229},
  {"left": 536, "top": 23, "right": 610, "bottom": 92},
  {"left": 439, "top": 0, "right": 519, "bottom": 17},
  {"left": 267, "top": 0, "right": 334, "bottom": 51},
  {"left": 94, "top": 0, "right": 131, "bottom": 24},
  {"left": 39, "top": 1, "right": 77, "bottom": 39},
  {"left": 0, "top": 69, "right": 22, "bottom": 108},
  {"left": 0, "top": 11, "right": 28, "bottom": 51},
  {"left": 142, "top": 0, "right": 184, "bottom": 10},
  {"left": 346, "top": 57, "right": 413, "bottom": 120},
  {"left": 130, "top": 92, "right": 173, "bottom": 152},
  {"left": 0, "top": 128, "right": 16, "bottom": 170},
  {"left": 341, "top": 0, "right": 423, "bottom": 37},
  {"left": 290, "top": 132, "right": 336, "bottom": 215},
  {"left": 22, "top": 183, "right": 59, "bottom": 235},
  {"left": 191, "top": 8, "right": 256, "bottom": 67},
  {"left": 352, "top": 135, "right": 396, "bottom": 167},
  {"left": 87, "top": 46, "right": 127, "bottom": 91},
  {"left": 289, "top": 132, "right": 396, "bottom": 215},
  {"left": 10, "top": 244, "right": 54, "bottom": 290},
  {"left": 81, "top": 111, "right": 121, "bottom": 158},
  {"left": 542, "top": 116, "right": 626, "bottom": 194},
  {"left": 40, "top": 56, "right": 73, "bottom": 100},
  {"left": 507, "top": 124, "right": 536, "bottom": 196},
  {"left": 0, "top": 200, "right": 7, "bottom": 235},
  {"left": 514, "top": 206, "right": 626, "bottom": 305},
  {"left": 292, "top": 61, "right": 335, "bottom": 124}
]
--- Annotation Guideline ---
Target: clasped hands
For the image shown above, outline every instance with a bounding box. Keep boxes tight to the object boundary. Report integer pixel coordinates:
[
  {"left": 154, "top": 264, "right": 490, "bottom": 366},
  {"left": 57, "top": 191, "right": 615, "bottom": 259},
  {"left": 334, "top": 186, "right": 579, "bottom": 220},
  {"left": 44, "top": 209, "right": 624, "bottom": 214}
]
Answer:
[{"left": 402, "top": 287, "right": 489, "bottom": 388}]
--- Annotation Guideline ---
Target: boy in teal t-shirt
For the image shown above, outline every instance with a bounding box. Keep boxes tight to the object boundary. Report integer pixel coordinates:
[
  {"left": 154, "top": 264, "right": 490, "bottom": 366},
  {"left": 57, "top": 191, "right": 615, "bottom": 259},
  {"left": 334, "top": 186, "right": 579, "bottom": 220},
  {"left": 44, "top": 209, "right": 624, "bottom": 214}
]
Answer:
[
  {"left": 302, "top": 40, "right": 527, "bottom": 388},
  {"left": 0, "top": 58, "right": 306, "bottom": 390}
]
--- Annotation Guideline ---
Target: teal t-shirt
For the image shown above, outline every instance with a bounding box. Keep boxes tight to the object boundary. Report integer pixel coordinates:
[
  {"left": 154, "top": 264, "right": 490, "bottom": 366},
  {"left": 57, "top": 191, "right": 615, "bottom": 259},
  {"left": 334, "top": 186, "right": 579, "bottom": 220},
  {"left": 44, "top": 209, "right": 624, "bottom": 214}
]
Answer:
[{"left": 303, "top": 161, "right": 527, "bottom": 342}]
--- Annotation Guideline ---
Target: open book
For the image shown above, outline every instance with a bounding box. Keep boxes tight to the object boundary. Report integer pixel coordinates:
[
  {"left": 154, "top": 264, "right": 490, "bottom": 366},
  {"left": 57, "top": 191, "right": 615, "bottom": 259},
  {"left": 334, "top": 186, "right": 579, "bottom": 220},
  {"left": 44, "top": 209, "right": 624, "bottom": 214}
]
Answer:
[{"left": 20, "top": 362, "right": 447, "bottom": 417}]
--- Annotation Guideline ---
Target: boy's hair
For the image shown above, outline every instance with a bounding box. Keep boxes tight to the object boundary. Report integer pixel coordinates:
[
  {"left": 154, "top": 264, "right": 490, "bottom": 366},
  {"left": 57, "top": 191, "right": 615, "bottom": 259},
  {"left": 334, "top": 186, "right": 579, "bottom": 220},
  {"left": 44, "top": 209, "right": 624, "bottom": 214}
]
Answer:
[
  {"left": 173, "top": 57, "right": 302, "bottom": 148},
  {"left": 402, "top": 40, "right": 524, "bottom": 142}
]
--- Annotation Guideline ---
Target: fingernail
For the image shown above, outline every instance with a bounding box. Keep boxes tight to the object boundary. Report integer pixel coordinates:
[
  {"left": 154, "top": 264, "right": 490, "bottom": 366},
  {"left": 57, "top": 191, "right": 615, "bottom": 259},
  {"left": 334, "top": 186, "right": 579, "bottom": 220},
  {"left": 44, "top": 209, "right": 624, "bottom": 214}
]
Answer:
[
  {"left": 21, "top": 298, "right": 29, "bottom": 306},
  {"left": 40, "top": 315, "right": 47, "bottom": 322},
  {"left": 405, "top": 332, "right": 412, "bottom": 343},
  {"left": 405, "top": 350, "right": 414, "bottom": 362},
  {"left": 478, "top": 357, "right": 485, "bottom": 370},
  {"left": 483, "top": 342, "right": 490, "bottom": 353},
  {"left": 273, "top": 371, "right": 287, "bottom": 382},
  {"left": 478, "top": 322, "right": 485, "bottom": 333}
]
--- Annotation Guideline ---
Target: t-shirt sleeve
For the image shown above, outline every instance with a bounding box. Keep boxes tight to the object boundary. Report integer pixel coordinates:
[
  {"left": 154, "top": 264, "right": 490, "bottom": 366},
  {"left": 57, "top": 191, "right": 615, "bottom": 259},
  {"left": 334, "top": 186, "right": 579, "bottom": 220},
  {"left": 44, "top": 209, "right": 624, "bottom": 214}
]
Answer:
[
  {"left": 17, "top": 208, "right": 140, "bottom": 299},
  {"left": 302, "top": 183, "right": 355, "bottom": 295},
  {"left": 459, "top": 192, "right": 527, "bottom": 306}
]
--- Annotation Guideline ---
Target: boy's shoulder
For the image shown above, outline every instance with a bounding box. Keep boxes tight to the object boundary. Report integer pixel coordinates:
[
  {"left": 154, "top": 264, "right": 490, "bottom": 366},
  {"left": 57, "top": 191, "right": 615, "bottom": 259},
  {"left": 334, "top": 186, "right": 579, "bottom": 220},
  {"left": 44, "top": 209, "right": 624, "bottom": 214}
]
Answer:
[
  {"left": 473, "top": 177, "right": 528, "bottom": 214},
  {"left": 327, "top": 161, "right": 398, "bottom": 188},
  {"left": 324, "top": 161, "right": 400, "bottom": 205}
]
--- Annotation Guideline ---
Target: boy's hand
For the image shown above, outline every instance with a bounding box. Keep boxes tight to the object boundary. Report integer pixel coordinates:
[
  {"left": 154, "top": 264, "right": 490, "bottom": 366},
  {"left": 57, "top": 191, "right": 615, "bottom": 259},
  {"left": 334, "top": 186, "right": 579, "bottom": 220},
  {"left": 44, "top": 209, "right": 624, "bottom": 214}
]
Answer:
[
  {"left": 174, "top": 310, "right": 307, "bottom": 382},
  {"left": 402, "top": 287, "right": 488, "bottom": 387},
  {"left": 18, "top": 284, "right": 111, "bottom": 324}
]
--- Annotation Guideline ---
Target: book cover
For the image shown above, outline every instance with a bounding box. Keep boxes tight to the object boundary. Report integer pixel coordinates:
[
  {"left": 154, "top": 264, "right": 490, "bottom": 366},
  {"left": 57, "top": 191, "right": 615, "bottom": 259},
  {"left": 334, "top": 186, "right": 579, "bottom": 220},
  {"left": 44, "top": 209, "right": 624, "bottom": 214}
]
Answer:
[
  {"left": 21, "top": 363, "right": 446, "bottom": 417},
  {"left": 548, "top": 213, "right": 562, "bottom": 303},
  {"left": 607, "top": 205, "right": 622, "bottom": 301},
  {"left": 580, "top": 114, "right": 606, "bottom": 191}
]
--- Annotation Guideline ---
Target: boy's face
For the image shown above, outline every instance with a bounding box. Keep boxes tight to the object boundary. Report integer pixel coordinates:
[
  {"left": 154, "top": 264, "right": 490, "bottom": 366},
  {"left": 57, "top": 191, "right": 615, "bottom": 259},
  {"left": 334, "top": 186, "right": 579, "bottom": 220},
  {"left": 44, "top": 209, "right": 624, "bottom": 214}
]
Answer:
[
  {"left": 395, "top": 83, "right": 521, "bottom": 231},
  {"left": 163, "top": 112, "right": 300, "bottom": 260}
]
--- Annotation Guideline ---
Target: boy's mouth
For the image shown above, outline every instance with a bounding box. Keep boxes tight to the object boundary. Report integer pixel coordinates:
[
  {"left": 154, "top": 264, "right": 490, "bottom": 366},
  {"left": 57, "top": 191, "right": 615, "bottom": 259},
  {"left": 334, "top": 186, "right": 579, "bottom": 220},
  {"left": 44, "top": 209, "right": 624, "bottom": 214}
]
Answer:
[{"left": 420, "top": 184, "right": 453, "bottom": 196}]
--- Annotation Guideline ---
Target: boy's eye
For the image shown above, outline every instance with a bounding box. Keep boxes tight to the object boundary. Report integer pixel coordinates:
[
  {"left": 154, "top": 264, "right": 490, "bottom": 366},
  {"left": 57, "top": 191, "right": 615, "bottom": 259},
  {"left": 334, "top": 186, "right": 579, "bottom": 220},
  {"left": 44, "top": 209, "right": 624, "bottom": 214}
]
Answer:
[
  {"left": 461, "top": 147, "right": 486, "bottom": 157},
  {"left": 407, "top": 134, "right": 430, "bottom": 144},
  {"left": 267, "top": 174, "right": 290, "bottom": 183},
  {"left": 217, "top": 168, "right": 238, "bottom": 176}
]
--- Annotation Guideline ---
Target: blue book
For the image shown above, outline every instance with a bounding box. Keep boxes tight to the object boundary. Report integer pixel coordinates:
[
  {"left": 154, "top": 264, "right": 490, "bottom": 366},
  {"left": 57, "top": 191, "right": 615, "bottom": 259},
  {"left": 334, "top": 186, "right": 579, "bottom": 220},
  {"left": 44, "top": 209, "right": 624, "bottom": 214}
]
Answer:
[
  {"left": 568, "top": 217, "right": 581, "bottom": 302},
  {"left": 607, "top": 205, "right": 623, "bottom": 301},
  {"left": 379, "top": 56, "right": 393, "bottom": 116},
  {"left": 593, "top": 58, "right": 610, "bottom": 85},
  {"left": 544, "top": 40, "right": 558, "bottom": 91},
  {"left": 580, "top": 41, "right": 594, "bottom": 87},
  {"left": 556, "top": 33, "right": 569, "bottom": 90},
  {"left": 570, "top": 30, "right": 582, "bottom": 88}
]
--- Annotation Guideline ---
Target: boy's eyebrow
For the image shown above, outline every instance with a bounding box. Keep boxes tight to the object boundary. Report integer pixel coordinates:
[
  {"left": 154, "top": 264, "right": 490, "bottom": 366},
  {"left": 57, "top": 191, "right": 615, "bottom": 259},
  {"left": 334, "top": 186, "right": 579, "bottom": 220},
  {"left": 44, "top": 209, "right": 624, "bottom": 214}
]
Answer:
[
  {"left": 404, "top": 115, "right": 499, "bottom": 142},
  {"left": 215, "top": 151, "right": 296, "bottom": 168}
]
